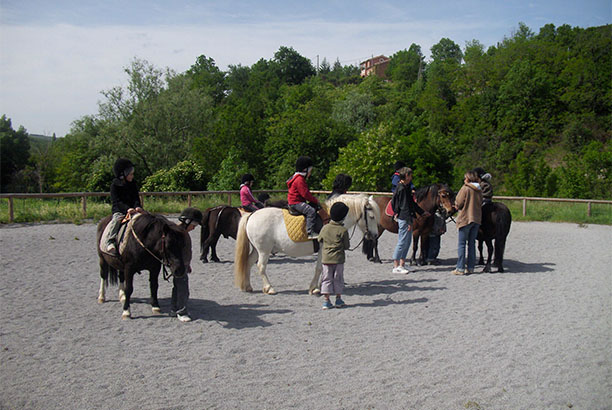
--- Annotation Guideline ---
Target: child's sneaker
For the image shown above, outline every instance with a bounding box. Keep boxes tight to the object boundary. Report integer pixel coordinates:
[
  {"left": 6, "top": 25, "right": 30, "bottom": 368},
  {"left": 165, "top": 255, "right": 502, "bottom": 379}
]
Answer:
[
  {"left": 335, "top": 298, "right": 346, "bottom": 308},
  {"left": 322, "top": 300, "right": 334, "bottom": 310},
  {"left": 177, "top": 313, "right": 192, "bottom": 322},
  {"left": 106, "top": 243, "right": 117, "bottom": 254}
]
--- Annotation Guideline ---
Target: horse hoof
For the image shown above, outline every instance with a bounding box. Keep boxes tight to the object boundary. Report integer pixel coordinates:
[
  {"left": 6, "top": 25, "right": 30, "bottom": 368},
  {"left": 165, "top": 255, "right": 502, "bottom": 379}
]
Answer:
[
  {"left": 200, "top": 259, "right": 208, "bottom": 264},
  {"left": 152, "top": 307, "right": 162, "bottom": 314},
  {"left": 122, "top": 311, "right": 131, "bottom": 320},
  {"left": 263, "top": 286, "right": 276, "bottom": 295},
  {"left": 309, "top": 288, "right": 321, "bottom": 295},
  {"left": 97, "top": 297, "right": 105, "bottom": 304},
  {"left": 245, "top": 285, "right": 253, "bottom": 292},
  {"left": 211, "top": 258, "right": 221, "bottom": 263}
]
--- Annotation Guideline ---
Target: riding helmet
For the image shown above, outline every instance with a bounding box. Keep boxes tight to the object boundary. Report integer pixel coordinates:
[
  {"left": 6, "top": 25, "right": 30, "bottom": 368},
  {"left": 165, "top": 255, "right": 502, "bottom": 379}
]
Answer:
[
  {"left": 473, "top": 167, "right": 486, "bottom": 178},
  {"left": 394, "top": 161, "right": 405, "bottom": 171},
  {"left": 113, "top": 158, "right": 134, "bottom": 179},
  {"left": 296, "top": 156, "right": 313, "bottom": 172},
  {"left": 330, "top": 202, "right": 349, "bottom": 222},
  {"left": 179, "top": 207, "right": 203, "bottom": 226},
  {"left": 241, "top": 173, "right": 255, "bottom": 184}
]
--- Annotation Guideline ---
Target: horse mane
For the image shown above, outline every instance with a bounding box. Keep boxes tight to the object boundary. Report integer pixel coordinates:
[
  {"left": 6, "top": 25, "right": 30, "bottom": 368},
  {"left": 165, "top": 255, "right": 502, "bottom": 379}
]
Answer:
[
  {"left": 415, "top": 184, "right": 439, "bottom": 203},
  {"left": 327, "top": 193, "right": 369, "bottom": 222}
]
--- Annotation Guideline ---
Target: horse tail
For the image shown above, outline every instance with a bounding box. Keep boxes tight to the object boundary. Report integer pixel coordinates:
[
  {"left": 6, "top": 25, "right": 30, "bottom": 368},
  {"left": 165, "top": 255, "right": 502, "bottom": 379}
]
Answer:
[
  {"left": 234, "top": 212, "right": 252, "bottom": 290},
  {"left": 108, "top": 266, "right": 119, "bottom": 286}
]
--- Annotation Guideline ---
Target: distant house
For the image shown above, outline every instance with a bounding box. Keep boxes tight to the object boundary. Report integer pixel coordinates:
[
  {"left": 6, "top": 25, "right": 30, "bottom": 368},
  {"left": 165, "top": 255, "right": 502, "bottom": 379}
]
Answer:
[{"left": 360, "top": 55, "right": 390, "bottom": 78}]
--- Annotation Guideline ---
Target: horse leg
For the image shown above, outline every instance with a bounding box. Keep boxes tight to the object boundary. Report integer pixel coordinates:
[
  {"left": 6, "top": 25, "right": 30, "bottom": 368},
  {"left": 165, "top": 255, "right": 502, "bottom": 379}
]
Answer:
[
  {"left": 122, "top": 272, "right": 134, "bottom": 320},
  {"left": 483, "top": 239, "right": 494, "bottom": 273},
  {"left": 410, "top": 234, "right": 419, "bottom": 266},
  {"left": 419, "top": 235, "right": 429, "bottom": 266},
  {"left": 478, "top": 238, "right": 485, "bottom": 265},
  {"left": 118, "top": 270, "right": 126, "bottom": 304},
  {"left": 209, "top": 233, "right": 221, "bottom": 263},
  {"left": 149, "top": 271, "right": 161, "bottom": 314},
  {"left": 309, "top": 251, "right": 324, "bottom": 295},
  {"left": 98, "top": 259, "right": 108, "bottom": 303},
  {"left": 255, "top": 252, "right": 275, "bottom": 295},
  {"left": 200, "top": 240, "right": 209, "bottom": 263}
]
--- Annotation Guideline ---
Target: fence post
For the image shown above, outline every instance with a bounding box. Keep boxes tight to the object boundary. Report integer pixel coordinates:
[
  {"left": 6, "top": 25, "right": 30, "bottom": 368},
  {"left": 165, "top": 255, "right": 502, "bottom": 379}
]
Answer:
[
  {"left": 8, "top": 197, "right": 14, "bottom": 223},
  {"left": 81, "top": 196, "right": 87, "bottom": 218},
  {"left": 587, "top": 202, "right": 592, "bottom": 217},
  {"left": 227, "top": 193, "right": 232, "bottom": 206},
  {"left": 522, "top": 198, "right": 527, "bottom": 217},
  {"left": 188, "top": 193, "right": 192, "bottom": 207}
]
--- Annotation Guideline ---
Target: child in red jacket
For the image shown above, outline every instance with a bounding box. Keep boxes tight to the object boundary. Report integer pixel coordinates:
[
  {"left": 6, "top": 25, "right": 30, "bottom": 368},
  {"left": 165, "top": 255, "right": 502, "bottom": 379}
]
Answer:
[{"left": 287, "top": 156, "right": 320, "bottom": 238}]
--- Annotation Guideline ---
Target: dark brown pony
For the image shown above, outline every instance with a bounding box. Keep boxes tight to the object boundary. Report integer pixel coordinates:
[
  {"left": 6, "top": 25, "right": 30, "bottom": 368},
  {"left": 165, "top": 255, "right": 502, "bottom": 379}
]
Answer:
[
  {"left": 364, "top": 184, "right": 455, "bottom": 264},
  {"left": 477, "top": 202, "right": 512, "bottom": 272},
  {"left": 200, "top": 205, "right": 242, "bottom": 263},
  {"left": 97, "top": 212, "right": 192, "bottom": 320}
]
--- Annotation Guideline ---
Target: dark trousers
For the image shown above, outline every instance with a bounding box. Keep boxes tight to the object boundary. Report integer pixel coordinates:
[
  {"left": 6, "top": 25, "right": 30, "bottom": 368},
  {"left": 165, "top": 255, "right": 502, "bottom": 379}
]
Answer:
[
  {"left": 171, "top": 273, "right": 189, "bottom": 315},
  {"left": 290, "top": 202, "right": 317, "bottom": 234}
]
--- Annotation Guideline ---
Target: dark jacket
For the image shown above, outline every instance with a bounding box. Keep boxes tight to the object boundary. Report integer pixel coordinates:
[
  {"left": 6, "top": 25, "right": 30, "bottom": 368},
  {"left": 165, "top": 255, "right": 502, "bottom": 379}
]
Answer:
[
  {"left": 110, "top": 178, "right": 141, "bottom": 214},
  {"left": 391, "top": 182, "right": 424, "bottom": 221},
  {"left": 317, "top": 221, "right": 350, "bottom": 264}
]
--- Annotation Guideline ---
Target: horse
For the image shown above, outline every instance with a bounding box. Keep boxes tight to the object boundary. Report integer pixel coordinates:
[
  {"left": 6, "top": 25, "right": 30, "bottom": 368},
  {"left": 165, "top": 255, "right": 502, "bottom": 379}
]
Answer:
[
  {"left": 364, "top": 184, "right": 455, "bottom": 264},
  {"left": 200, "top": 205, "right": 242, "bottom": 263},
  {"left": 234, "top": 194, "right": 380, "bottom": 295},
  {"left": 477, "top": 202, "right": 512, "bottom": 272},
  {"left": 97, "top": 212, "right": 192, "bottom": 320}
]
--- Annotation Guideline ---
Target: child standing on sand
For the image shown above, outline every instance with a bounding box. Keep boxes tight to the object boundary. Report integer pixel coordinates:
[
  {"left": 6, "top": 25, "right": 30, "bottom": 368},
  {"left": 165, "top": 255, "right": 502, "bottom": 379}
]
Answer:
[{"left": 318, "top": 202, "right": 350, "bottom": 309}]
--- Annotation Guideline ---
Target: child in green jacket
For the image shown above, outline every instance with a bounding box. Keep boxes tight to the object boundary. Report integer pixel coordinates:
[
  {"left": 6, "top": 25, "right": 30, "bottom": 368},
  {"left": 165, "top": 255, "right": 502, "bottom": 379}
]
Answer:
[{"left": 318, "top": 202, "right": 350, "bottom": 309}]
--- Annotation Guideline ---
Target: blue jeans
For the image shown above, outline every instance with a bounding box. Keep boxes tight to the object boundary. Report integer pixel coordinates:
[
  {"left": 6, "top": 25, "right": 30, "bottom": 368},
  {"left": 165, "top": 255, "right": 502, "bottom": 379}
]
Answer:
[
  {"left": 457, "top": 222, "right": 480, "bottom": 271},
  {"left": 393, "top": 218, "right": 413, "bottom": 261}
]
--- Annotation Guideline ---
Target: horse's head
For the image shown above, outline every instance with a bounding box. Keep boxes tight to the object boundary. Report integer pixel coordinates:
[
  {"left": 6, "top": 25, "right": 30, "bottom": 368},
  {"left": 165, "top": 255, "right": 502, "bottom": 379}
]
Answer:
[
  {"left": 327, "top": 194, "right": 380, "bottom": 241},
  {"left": 436, "top": 184, "right": 456, "bottom": 218},
  {"left": 162, "top": 223, "right": 193, "bottom": 277}
]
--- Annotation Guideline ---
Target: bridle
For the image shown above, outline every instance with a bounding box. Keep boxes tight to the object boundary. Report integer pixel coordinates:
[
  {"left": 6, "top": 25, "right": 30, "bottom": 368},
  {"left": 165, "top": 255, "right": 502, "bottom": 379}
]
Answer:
[{"left": 347, "top": 201, "right": 376, "bottom": 251}]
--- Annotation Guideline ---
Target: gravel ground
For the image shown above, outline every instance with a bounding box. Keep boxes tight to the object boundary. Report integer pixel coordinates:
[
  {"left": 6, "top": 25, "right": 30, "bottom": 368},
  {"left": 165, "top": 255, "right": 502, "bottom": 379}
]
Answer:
[{"left": 0, "top": 219, "right": 610, "bottom": 409}]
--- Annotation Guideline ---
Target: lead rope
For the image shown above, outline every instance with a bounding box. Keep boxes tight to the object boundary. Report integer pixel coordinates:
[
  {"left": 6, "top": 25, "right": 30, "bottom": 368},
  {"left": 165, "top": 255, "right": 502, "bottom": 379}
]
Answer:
[{"left": 347, "top": 203, "right": 371, "bottom": 252}]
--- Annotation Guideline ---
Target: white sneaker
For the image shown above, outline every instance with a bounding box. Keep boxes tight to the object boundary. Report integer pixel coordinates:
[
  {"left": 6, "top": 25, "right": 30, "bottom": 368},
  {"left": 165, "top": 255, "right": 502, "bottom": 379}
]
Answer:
[
  {"left": 404, "top": 265, "right": 416, "bottom": 273},
  {"left": 106, "top": 243, "right": 117, "bottom": 253},
  {"left": 177, "top": 313, "right": 192, "bottom": 322},
  {"left": 392, "top": 266, "right": 409, "bottom": 274}
]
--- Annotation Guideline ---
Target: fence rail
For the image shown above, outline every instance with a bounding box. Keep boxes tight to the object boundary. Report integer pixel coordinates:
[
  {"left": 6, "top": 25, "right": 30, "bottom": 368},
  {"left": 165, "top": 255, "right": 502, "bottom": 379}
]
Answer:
[{"left": 1, "top": 191, "right": 611, "bottom": 223}]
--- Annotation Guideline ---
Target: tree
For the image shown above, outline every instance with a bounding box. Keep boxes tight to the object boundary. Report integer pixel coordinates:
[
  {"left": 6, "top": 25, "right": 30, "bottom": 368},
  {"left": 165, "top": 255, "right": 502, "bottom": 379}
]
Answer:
[
  {"left": 273, "top": 46, "right": 316, "bottom": 85},
  {"left": 0, "top": 115, "right": 31, "bottom": 192},
  {"left": 186, "top": 55, "right": 226, "bottom": 104},
  {"left": 430, "top": 38, "right": 463, "bottom": 63},
  {"left": 386, "top": 44, "right": 424, "bottom": 89}
]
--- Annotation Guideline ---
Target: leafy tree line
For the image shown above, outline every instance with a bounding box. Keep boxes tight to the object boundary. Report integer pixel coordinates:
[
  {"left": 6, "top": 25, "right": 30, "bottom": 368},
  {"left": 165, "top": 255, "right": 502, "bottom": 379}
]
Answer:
[{"left": 1, "top": 23, "right": 610, "bottom": 199}]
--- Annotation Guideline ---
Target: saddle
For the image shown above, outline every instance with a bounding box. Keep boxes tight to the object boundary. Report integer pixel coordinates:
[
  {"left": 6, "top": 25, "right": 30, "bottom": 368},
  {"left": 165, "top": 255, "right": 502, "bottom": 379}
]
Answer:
[
  {"left": 99, "top": 213, "right": 142, "bottom": 256},
  {"left": 282, "top": 207, "right": 329, "bottom": 242}
]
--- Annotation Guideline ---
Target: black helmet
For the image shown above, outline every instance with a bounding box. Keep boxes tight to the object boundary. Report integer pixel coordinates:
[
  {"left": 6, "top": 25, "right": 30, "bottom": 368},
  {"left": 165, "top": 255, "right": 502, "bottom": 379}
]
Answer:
[
  {"left": 332, "top": 173, "right": 352, "bottom": 192},
  {"left": 178, "top": 207, "right": 203, "bottom": 226},
  {"left": 330, "top": 202, "right": 349, "bottom": 222},
  {"left": 296, "top": 156, "right": 313, "bottom": 172},
  {"left": 113, "top": 158, "right": 134, "bottom": 178},
  {"left": 394, "top": 161, "right": 405, "bottom": 171},
  {"left": 241, "top": 173, "right": 255, "bottom": 184},
  {"left": 473, "top": 167, "right": 486, "bottom": 178}
]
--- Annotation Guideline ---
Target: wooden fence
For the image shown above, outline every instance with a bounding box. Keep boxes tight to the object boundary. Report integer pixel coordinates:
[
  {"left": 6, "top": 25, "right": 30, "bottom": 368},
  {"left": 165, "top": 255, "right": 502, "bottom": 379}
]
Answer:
[{"left": 1, "top": 190, "right": 611, "bottom": 223}]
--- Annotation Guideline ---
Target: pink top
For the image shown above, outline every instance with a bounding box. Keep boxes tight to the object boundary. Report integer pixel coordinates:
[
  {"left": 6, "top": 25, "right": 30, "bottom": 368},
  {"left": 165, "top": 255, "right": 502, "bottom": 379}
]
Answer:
[{"left": 240, "top": 184, "right": 257, "bottom": 207}]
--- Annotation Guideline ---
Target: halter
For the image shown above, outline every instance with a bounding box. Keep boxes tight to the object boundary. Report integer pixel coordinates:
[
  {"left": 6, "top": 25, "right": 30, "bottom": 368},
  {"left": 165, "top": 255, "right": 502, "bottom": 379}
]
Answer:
[{"left": 130, "top": 228, "right": 175, "bottom": 281}]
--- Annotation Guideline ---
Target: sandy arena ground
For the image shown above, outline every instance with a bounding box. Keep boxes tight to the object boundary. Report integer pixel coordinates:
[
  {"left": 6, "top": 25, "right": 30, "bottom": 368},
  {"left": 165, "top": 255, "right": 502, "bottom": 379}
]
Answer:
[{"left": 0, "top": 219, "right": 610, "bottom": 409}]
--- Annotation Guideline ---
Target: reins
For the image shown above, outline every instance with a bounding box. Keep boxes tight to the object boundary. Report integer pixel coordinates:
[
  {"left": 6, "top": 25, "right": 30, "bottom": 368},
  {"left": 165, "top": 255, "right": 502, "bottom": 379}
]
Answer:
[{"left": 347, "top": 202, "right": 374, "bottom": 252}]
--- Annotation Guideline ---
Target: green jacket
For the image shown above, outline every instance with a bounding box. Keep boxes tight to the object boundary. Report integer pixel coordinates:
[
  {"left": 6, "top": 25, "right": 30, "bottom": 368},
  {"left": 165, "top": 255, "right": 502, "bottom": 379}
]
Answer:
[{"left": 317, "top": 221, "right": 350, "bottom": 264}]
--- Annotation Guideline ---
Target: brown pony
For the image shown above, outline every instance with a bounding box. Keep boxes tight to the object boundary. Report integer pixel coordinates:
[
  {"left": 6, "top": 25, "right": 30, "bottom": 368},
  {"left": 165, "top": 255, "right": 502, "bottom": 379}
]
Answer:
[{"left": 364, "top": 184, "right": 455, "bottom": 264}]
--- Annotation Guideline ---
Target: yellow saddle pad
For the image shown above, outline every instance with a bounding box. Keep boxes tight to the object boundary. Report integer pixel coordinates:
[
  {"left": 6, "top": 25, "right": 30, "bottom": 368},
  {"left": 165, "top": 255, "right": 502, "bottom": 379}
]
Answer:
[{"left": 282, "top": 209, "right": 309, "bottom": 242}]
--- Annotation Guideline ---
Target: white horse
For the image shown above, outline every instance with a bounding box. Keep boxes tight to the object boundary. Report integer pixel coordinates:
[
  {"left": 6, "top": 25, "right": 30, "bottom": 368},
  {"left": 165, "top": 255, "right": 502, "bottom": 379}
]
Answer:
[{"left": 234, "top": 194, "right": 380, "bottom": 295}]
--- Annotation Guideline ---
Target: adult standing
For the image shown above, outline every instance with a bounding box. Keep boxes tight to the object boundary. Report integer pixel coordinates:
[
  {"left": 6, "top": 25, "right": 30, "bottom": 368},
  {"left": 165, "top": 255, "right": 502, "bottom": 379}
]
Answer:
[
  {"left": 452, "top": 170, "right": 483, "bottom": 275},
  {"left": 391, "top": 167, "right": 428, "bottom": 273}
]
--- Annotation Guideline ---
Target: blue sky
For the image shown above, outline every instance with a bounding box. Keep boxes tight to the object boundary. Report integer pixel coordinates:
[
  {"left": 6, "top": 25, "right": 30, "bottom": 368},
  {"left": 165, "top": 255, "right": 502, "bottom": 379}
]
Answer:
[{"left": 1, "top": 0, "right": 610, "bottom": 137}]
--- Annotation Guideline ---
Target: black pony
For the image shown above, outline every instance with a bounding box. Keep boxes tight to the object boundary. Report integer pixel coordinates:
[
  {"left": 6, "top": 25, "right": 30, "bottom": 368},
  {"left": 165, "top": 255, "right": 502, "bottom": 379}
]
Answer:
[
  {"left": 477, "top": 202, "right": 512, "bottom": 272},
  {"left": 200, "top": 205, "right": 241, "bottom": 263},
  {"left": 97, "top": 212, "right": 192, "bottom": 319}
]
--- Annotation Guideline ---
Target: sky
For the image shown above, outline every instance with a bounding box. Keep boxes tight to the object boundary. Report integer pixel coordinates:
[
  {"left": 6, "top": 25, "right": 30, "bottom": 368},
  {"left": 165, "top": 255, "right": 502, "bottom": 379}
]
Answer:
[{"left": 0, "top": 0, "right": 610, "bottom": 137}]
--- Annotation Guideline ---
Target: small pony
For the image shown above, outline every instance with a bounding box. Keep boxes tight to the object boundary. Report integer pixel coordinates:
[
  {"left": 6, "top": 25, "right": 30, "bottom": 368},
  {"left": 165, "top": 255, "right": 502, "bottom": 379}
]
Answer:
[
  {"left": 200, "top": 205, "right": 241, "bottom": 263},
  {"left": 478, "top": 202, "right": 512, "bottom": 272},
  {"left": 97, "top": 212, "right": 192, "bottom": 320}
]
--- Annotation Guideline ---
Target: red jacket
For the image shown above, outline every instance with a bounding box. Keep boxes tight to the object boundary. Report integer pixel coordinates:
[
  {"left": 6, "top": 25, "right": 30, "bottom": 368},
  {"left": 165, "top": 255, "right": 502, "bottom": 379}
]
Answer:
[{"left": 287, "top": 173, "right": 319, "bottom": 205}]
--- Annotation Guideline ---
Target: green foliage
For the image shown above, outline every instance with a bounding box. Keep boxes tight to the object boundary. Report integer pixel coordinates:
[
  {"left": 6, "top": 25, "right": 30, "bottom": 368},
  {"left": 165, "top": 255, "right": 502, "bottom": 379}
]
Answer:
[
  {"left": 0, "top": 115, "right": 31, "bottom": 192},
  {"left": 142, "top": 160, "right": 207, "bottom": 192},
  {"left": 206, "top": 148, "right": 251, "bottom": 191}
]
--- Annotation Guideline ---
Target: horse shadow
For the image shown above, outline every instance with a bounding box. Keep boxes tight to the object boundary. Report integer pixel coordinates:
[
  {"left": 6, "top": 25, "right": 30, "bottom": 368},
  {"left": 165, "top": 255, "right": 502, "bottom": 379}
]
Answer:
[
  {"left": 347, "top": 296, "right": 429, "bottom": 308},
  {"left": 182, "top": 299, "right": 292, "bottom": 329},
  {"left": 478, "top": 259, "right": 556, "bottom": 274},
  {"left": 344, "top": 278, "right": 446, "bottom": 297}
]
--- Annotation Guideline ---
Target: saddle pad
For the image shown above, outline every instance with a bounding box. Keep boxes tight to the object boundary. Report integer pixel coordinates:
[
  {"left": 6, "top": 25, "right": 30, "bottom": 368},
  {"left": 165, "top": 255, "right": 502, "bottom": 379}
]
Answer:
[
  {"left": 385, "top": 199, "right": 394, "bottom": 217},
  {"left": 99, "top": 213, "right": 142, "bottom": 255},
  {"left": 282, "top": 209, "right": 309, "bottom": 242}
]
